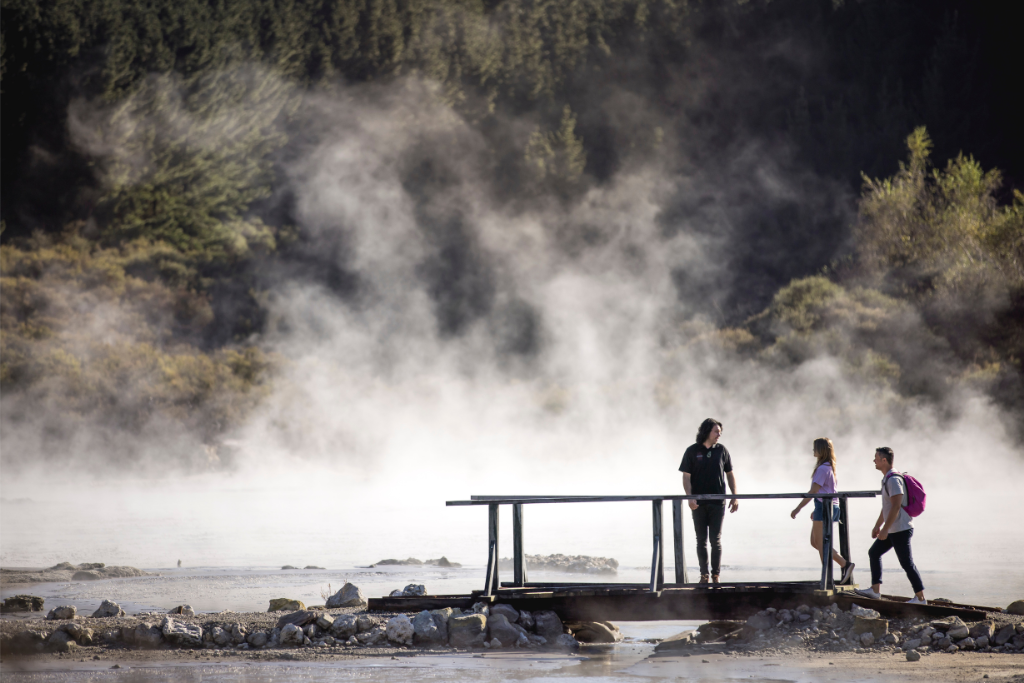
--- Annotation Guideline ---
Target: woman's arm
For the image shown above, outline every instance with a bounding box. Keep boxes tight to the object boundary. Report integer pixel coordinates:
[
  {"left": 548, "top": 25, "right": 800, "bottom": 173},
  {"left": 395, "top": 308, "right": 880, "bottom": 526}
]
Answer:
[{"left": 790, "top": 482, "right": 821, "bottom": 518}]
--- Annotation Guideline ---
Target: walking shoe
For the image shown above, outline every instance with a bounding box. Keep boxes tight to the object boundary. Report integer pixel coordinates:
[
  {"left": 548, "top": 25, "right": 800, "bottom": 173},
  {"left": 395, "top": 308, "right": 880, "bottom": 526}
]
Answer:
[
  {"left": 698, "top": 574, "right": 710, "bottom": 584},
  {"left": 907, "top": 596, "right": 927, "bottom": 605},
  {"left": 853, "top": 587, "right": 881, "bottom": 599},
  {"left": 838, "top": 562, "right": 856, "bottom": 585},
  {"left": 711, "top": 574, "right": 720, "bottom": 584}
]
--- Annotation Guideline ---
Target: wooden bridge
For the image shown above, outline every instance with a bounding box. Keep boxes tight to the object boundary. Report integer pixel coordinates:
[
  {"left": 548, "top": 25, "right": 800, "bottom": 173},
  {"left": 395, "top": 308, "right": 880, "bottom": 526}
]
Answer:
[{"left": 368, "top": 492, "right": 990, "bottom": 621}]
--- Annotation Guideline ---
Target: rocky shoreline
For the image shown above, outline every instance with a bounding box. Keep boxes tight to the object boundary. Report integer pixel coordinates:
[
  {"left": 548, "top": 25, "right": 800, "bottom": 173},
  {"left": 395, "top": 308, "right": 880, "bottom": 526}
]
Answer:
[
  {"left": 497, "top": 554, "right": 618, "bottom": 575},
  {"left": 0, "top": 563, "right": 151, "bottom": 589}
]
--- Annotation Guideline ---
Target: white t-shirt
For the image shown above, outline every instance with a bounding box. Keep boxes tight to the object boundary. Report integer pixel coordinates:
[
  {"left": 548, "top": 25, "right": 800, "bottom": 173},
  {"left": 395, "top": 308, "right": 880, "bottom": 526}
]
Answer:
[{"left": 881, "top": 472, "right": 913, "bottom": 532}]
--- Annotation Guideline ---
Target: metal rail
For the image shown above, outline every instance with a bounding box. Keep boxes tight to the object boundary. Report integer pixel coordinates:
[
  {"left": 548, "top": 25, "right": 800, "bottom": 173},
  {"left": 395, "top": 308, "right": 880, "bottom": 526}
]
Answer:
[{"left": 448, "top": 492, "right": 878, "bottom": 597}]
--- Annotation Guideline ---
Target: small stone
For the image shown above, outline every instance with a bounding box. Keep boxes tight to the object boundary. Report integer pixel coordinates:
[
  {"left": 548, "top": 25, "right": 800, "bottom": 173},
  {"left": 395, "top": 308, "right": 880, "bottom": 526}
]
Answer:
[
  {"left": 330, "top": 614, "right": 358, "bottom": 639},
  {"left": 167, "top": 605, "right": 195, "bottom": 617},
  {"left": 859, "top": 632, "right": 874, "bottom": 647},
  {"left": 162, "top": 617, "right": 203, "bottom": 648},
  {"left": 1006, "top": 600, "right": 1024, "bottom": 616},
  {"left": 247, "top": 631, "right": 268, "bottom": 648},
  {"left": 906, "top": 649, "right": 921, "bottom": 662},
  {"left": 279, "top": 624, "right": 304, "bottom": 647},
  {"left": 553, "top": 633, "right": 580, "bottom": 651},
  {"left": 994, "top": 625, "right": 1016, "bottom": 646},
  {"left": 267, "top": 599, "right": 305, "bottom": 612}
]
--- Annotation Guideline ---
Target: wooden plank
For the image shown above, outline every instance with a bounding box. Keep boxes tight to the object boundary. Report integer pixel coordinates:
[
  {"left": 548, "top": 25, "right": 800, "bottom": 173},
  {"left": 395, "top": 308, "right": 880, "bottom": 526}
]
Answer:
[{"left": 449, "top": 492, "right": 879, "bottom": 506}]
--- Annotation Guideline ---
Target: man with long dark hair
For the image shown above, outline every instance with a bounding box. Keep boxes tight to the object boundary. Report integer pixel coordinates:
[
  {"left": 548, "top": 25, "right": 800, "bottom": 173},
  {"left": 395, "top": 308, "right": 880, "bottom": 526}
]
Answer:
[{"left": 679, "top": 418, "right": 739, "bottom": 584}]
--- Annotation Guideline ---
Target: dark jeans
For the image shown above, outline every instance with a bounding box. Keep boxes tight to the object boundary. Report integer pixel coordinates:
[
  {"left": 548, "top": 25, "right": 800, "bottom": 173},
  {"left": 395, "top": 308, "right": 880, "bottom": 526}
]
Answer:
[
  {"left": 692, "top": 503, "right": 725, "bottom": 576},
  {"left": 868, "top": 528, "right": 925, "bottom": 594}
]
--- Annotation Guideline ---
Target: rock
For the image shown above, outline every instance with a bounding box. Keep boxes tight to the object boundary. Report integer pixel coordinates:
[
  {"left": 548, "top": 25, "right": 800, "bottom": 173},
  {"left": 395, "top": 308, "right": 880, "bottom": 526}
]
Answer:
[
  {"left": 167, "top": 605, "right": 194, "bottom": 616},
  {"left": 994, "top": 624, "right": 1016, "bottom": 646},
  {"left": 696, "top": 620, "right": 745, "bottom": 643},
  {"left": 427, "top": 556, "right": 461, "bottom": 567},
  {"left": 947, "top": 624, "right": 970, "bottom": 640},
  {"left": 2, "top": 629, "right": 46, "bottom": 655},
  {"left": 930, "top": 616, "right": 965, "bottom": 631},
  {"left": 934, "top": 636, "right": 953, "bottom": 649},
  {"left": 518, "top": 610, "right": 535, "bottom": 630},
  {"left": 281, "top": 565, "right": 297, "bottom": 570},
  {"left": 850, "top": 604, "right": 881, "bottom": 618},
  {"left": 46, "top": 605, "right": 77, "bottom": 620},
  {"left": 412, "top": 611, "right": 444, "bottom": 646},
  {"left": 488, "top": 614, "right": 526, "bottom": 647},
  {"left": 230, "top": 623, "right": 247, "bottom": 645},
  {"left": 533, "top": 610, "right": 564, "bottom": 640},
  {"left": 527, "top": 634, "right": 548, "bottom": 647},
  {"left": 374, "top": 558, "right": 424, "bottom": 566},
  {"left": 655, "top": 630, "right": 697, "bottom": 652},
  {"left": 918, "top": 633, "right": 932, "bottom": 646},
  {"left": 276, "top": 610, "right": 319, "bottom": 629},
  {"left": 134, "top": 623, "right": 165, "bottom": 648},
  {"left": 304, "top": 566, "right": 325, "bottom": 570},
  {"left": 498, "top": 553, "right": 618, "bottom": 575},
  {"left": 356, "top": 626, "right": 386, "bottom": 646},
  {"left": 970, "top": 621, "right": 995, "bottom": 640},
  {"left": 279, "top": 623, "right": 304, "bottom": 647},
  {"left": 356, "top": 615, "right": 378, "bottom": 633},
  {"left": 851, "top": 616, "right": 889, "bottom": 639},
  {"left": 161, "top": 617, "right": 203, "bottom": 648},
  {"left": 554, "top": 633, "right": 580, "bottom": 651},
  {"left": 48, "top": 630, "right": 72, "bottom": 646},
  {"left": 906, "top": 649, "right": 921, "bottom": 661},
  {"left": 567, "top": 621, "right": 622, "bottom": 644},
  {"left": 400, "top": 584, "right": 426, "bottom": 597},
  {"left": 303, "top": 623, "right": 318, "bottom": 639},
  {"left": 430, "top": 608, "right": 453, "bottom": 643},
  {"left": 268, "top": 599, "right": 305, "bottom": 612},
  {"left": 1006, "top": 600, "right": 1024, "bottom": 615},
  {"left": 959, "top": 636, "right": 976, "bottom": 650},
  {"left": 209, "top": 626, "right": 231, "bottom": 646},
  {"left": 72, "top": 571, "right": 103, "bottom": 581},
  {"left": 48, "top": 630, "right": 78, "bottom": 654},
  {"left": 903, "top": 638, "right": 922, "bottom": 650},
  {"left": 746, "top": 613, "right": 775, "bottom": 631},
  {"left": 471, "top": 602, "right": 489, "bottom": 615},
  {"left": 386, "top": 615, "right": 415, "bottom": 646},
  {"left": 449, "top": 613, "right": 487, "bottom": 648},
  {"left": 1013, "top": 634, "right": 1024, "bottom": 649},
  {"left": 490, "top": 604, "right": 520, "bottom": 624},
  {"left": 326, "top": 583, "right": 366, "bottom": 608},
  {"left": 1, "top": 595, "right": 45, "bottom": 612},
  {"left": 63, "top": 623, "right": 95, "bottom": 645},
  {"left": 330, "top": 614, "right": 358, "bottom": 639},
  {"left": 247, "top": 631, "right": 268, "bottom": 648},
  {"left": 91, "top": 600, "right": 125, "bottom": 618},
  {"left": 976, "top": 635, "right": 990, "bottom": 649}
]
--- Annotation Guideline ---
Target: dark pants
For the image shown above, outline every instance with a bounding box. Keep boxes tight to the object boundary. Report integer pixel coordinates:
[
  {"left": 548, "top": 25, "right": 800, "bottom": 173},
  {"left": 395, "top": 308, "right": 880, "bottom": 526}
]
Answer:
[
  {"left": 868, "top": 528, "right": 925, "bottom": 594},
  {"left": 692, "top": 503, "right": 725, "bottom": 576}
]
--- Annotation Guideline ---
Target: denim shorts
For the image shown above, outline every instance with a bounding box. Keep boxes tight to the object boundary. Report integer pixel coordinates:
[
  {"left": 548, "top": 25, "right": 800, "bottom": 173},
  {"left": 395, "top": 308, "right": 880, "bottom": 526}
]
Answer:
[{"left": 812, "top": 498, "right": 841, "bottom": 522}]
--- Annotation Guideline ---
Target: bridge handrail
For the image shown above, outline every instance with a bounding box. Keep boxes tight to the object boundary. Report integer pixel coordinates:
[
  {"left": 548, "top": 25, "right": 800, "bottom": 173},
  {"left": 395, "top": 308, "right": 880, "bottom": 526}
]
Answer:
[{"left": 448, "top": 491, "right": 877, "bottom": 506}]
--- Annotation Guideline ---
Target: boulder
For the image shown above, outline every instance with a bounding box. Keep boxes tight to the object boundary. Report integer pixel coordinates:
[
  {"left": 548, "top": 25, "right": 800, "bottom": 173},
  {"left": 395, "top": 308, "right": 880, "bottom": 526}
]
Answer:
[
  {"left": 518, "top": 609, "right": 535, "bottom": 631},
  {"left": 527, "top": 634, "right": 548, "bottom": 647},
  {"left": 976, "top": 635, "right": 990, "bottom": 649},
  {"left": 412, "top": 611, "right": 444, "bottom": 646},
  {"left": 430, "top": 608, "right": 453, "bottom": 643},
  {"left": 230, "top": 623, "right": 247, "bottom": 644},
  {"left": 850, "top": 604, "right": 881, "bottom": 618},
  {"left": 970, "top": 621, "right": 995, "bottom": 640},
  {"left": 356, "top": 615, "right": 378, "bottom": 632},
  {"left": 1006, "top": 600, "right": 1024, "bottom": 616},
  {"left": 210, "top": 626, "right": 231, "bottom": 646},
  {"left": 91, "top": 600, "right": 126, "bottom": 618},
  {"left": 906, "top": 649, "right": 921, "bottom": 661},
  {"left": 161, "top": 617, "right": 203, "bottom": 648},
  {"left": 386, "top": 615, "right": 415, "bottom": 645},
  {"left": 903, "top": 638, "right": 922, "bottom": 650},
  {"left": 934, "top": 635, "right": 953, "bottom": 649},
  {"left": 490, "top": 604, "right": 520, "bottom": 624},
  {"left": 471, "top": 602, "right": 489, "bottom": 615},
  {"left": 1, "top": 595, "right": 45, "bottom": 613},
  {"left": 63, "top": 623, "right": 95, "bottom": 645},
  {"left": 851, "top": 617, "right": 889, "bottom": 639},
  {"left": 72, "top": 571, "right": 103, "bottom": 581},
  {"left": 356, "top": 626, "right": 386, "bottom": 646},
  {"left": 947, "top": 624, "right": 970, "bottom": 640},
  {"left": 268, "top": 598, "right": 305, "bottom": 612},
  {"left": 449, "top": 613, "right": 487, "bottom": 648},
  {"left": 134, "top": 623, "right": 165, "bottom": 648},
  {"left": 488, "top": 614, "right": 526, "bottom": 647},
  {"left": 276, "top": 610, "right": 319, "bottom": 629},
  {"left": 696, "top": 620, "right": 745, "bottom": 642},
  {"left": 654, "top": 630, "right": 697, "bottom": 652},
  {"left": 568, "top": 621, "right": 622, "bottom": 644},
  {"left": 167, "top": 605, "right": 194, "bottom": 616},
  {"left": 330, "top": 614, "right": 358, "bottom": 639},
  {"left": 247, "top": 631, "right": 268, "bottom": 648},
  {"left": 279, "top": 623, "right": 304, "bottom": 647},
  {"left": 994, "top": 624, "right": 1016, "bottom": 646},
  {"left": 553, "top": 633, "right": 580, "bottom": 651},
  {"left": 930, "top": 616, "right": 966, "bottom": 631},
  {"left": 859, "top": 632, "right": 875, "bottom": 647},
  {"left": 533, "top": 610, "right": 564, "bottom": 640},
  {"left": 316, "top": 613, "right": 334, "bottom": 630},
  {"left": 48, "top": 630, "right": 78, "bottom": 653},
  {"left": 326, "top": 583, "right": 365, "bottom": 608},
  {"left": 46, "top": 605, "right": 77, "bottom": 620},
  {"left": 959, "top": 636, "right": 976, "bottom": 650},
  {"left": 400, "top": 584, "right": 426, "bottom": 597}
]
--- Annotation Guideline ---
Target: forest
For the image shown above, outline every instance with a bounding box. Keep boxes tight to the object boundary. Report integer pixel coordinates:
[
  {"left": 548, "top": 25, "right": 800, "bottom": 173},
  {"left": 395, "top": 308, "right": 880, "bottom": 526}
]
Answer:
[{"left": 2, "top": 0, "right": 1022, "bottom": 465}]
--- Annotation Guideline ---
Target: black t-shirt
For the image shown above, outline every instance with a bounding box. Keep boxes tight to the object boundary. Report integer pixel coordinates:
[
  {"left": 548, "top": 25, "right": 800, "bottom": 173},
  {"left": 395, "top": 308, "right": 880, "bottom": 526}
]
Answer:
[{"left": 678, "top": 443, "right": 733, "bottom": 506}]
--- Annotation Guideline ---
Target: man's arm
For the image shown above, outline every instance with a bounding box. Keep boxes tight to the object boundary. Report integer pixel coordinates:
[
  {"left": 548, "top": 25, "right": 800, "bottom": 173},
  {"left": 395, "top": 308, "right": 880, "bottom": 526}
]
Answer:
[
  {"left": 683, "top": 473, "right": 698, "bottom": 510},
  {"left": 877, "top": 493, "right": 903, "bottom": 540},
  {"left": 727, "top": 471, "right": 738, "bottom": 513}
]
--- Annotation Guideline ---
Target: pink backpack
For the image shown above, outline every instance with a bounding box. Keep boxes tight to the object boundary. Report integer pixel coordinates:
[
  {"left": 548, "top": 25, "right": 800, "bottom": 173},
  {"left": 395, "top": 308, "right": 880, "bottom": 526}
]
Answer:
[{"left": 884, "top": 470, "right": 927, "bottom": 517}]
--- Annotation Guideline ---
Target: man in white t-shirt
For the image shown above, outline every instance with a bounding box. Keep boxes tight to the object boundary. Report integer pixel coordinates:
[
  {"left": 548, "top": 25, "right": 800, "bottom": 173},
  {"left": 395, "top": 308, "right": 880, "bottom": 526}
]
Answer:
[{"left": 854, "top": 447, "right": 926, "bottom": 604}]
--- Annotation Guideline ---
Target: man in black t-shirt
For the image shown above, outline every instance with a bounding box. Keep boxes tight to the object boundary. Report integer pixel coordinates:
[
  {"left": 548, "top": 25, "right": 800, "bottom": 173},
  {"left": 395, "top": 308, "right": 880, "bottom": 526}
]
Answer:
[{"left": 678, "top": 418, "right": 738, "bottom": 584}]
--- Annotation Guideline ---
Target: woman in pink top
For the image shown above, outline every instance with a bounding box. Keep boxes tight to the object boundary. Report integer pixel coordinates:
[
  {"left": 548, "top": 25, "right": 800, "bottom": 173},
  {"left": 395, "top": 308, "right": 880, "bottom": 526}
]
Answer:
[{"left": 790, "top": 438, "right": 855, "bottom": 585}]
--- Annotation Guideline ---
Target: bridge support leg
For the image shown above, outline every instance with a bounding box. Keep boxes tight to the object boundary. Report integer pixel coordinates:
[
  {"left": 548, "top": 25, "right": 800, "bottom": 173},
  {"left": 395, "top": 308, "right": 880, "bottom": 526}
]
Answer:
[
  {"left": 485, "top": 503, "right": 499, "bottom": 597},
  {"left": 672, "top": 499, "right": 688, "bottom": 584},
  {"left": 820, "top": 497, "right": 834, "bottom": 590},
  {"left": 838, "top": 497, "right": 851, "bottom": 568},
  {"left": 651, "top": 499, "right": 664, "bottom": 592},
  {"left": 513, "top": 503, "right": 527, "bottom": 587}
]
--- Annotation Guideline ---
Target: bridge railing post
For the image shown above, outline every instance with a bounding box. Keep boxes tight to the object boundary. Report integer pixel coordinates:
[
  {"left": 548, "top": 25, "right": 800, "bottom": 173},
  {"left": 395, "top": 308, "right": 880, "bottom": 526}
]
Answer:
[
  {"left": 820, "top": 496, "right": 834, "bottom": 590},
  {"left": 672, "top": 498, "right": 688, "bottom": 584},
  {"left": 838, "top": 497, "right": 851, "bottom": 567},
  {"left": 513, "top": 503, "right": 527, "bottom": 586},
  {"left": 485, "top": 503, "right": 499, "bottom": 596},
  {"left": 651, "top": 499, "right": 664, "bottom": 592}
]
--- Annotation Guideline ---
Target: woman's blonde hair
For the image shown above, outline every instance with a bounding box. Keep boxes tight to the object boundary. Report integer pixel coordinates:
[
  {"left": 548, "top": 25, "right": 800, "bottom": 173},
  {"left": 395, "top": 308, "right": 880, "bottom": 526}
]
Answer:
[{"left": 812, "top": 437, "right": 837, "bottom": 478}]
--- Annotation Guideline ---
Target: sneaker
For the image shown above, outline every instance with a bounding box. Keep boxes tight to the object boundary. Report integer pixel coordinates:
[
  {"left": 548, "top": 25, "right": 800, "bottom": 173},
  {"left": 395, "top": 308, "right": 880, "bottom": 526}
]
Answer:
[
  {"left": 698, "top": 574, "right": 710, "bottom": 584},
  {"left": 838, "top": 562, "right": 856, "bottom": 585},
  {"left": 853, "top": 587, "right": 881, "bottom": 599},
  {"left": 711, "top": 574, "right": 720, "bottom": 584},
  {"left": 907, "top": 596, "right": 927, "bottom": 605}
]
